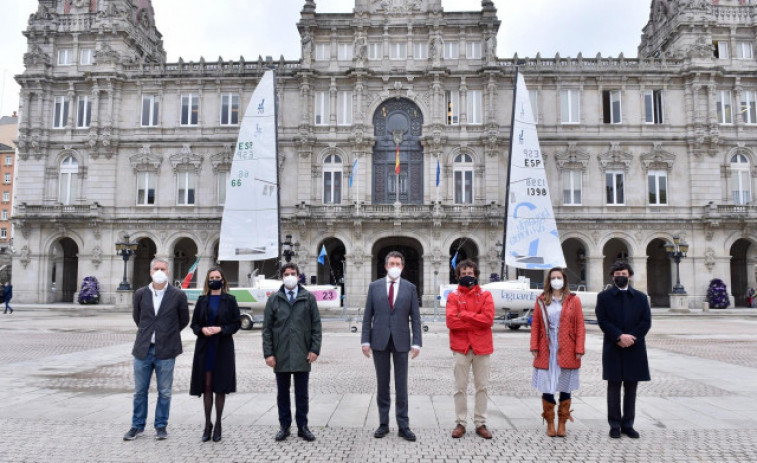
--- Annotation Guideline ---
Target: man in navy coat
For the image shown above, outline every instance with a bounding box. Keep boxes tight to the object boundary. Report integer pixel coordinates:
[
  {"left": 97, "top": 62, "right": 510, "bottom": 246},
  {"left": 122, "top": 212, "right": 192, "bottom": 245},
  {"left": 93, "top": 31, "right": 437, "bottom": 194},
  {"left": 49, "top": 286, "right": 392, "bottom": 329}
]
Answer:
[
  {"left": 595, "top": 261, "right": 651, "bottom": 439},
  {"left": 361, "top": 250, "right": 423, "bottom": 441}
]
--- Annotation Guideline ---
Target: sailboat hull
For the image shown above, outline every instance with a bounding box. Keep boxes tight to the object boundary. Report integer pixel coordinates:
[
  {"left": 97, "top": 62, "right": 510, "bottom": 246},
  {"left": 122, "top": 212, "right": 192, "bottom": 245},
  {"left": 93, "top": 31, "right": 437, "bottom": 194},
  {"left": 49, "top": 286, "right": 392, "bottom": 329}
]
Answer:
[{"left": 183, "top": 285, "right": 342, "bottom": 310}]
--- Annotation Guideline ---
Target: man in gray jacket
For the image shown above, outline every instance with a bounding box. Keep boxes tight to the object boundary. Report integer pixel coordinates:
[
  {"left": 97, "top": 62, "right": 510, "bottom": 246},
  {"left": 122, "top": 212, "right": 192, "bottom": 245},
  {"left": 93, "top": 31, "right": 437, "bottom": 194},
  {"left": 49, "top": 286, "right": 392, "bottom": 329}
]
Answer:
[
  {"left": 362, "top": 251, "right": 423, "bottom": 441},
  {"left": 263, "top": 262, "right": 322, "bottom": 442},
  {"left": 123, "top": 257, "right": 189, "bottom": 441}
]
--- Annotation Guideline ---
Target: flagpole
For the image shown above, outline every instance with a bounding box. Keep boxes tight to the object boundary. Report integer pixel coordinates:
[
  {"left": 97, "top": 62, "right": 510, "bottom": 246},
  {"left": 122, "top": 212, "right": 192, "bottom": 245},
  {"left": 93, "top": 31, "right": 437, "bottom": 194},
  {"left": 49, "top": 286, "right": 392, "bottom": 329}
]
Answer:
[{"left": 501, "top": 66, "right": 520, "bottom": 282}]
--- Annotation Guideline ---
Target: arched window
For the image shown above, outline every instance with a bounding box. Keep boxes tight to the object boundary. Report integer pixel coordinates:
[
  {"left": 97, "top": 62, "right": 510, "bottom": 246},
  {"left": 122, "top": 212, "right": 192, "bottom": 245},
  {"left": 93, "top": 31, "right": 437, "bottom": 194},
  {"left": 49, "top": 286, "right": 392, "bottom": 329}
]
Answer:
[
  {"left": 59, "top": 156, "right": 78, "bottom": 205},
  {"left": 453, "top": 153, "right": 473, "bottom": 204},
  {"left": 731, "top": 153, "right": 752, "bottom": 205},
  {"left": 323, "top": 154, "right": 343, "bottom": 204}
]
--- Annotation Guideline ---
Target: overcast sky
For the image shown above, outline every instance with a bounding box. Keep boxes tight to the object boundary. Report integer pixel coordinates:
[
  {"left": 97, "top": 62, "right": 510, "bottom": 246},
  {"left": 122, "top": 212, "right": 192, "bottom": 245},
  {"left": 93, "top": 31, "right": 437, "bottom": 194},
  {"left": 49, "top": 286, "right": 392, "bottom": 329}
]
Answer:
[{"left": 0, "top": 0, "right": 651, "bottom": 118}]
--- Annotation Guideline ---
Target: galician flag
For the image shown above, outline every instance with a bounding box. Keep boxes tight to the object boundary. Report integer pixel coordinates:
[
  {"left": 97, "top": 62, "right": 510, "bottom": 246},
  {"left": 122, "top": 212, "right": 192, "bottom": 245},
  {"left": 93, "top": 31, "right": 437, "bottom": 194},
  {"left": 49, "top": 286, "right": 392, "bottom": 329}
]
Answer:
[
  {"left": 180, "top": 257, "right": 201, "bottom": 289},
  {"left": 317, "top": 245, "right": 327, "bottom": 265}
]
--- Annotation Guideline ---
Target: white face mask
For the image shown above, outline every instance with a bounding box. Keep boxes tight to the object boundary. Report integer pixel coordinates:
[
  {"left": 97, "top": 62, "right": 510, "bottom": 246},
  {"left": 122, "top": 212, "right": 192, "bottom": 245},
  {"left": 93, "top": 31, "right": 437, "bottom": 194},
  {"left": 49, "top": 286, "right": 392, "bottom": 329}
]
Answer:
[
  {"left": 152, "top": 270, "right": 168, "bottom": 285},
  {"left": 387, "top": 267, "right": 402, "bottom": 280},
  {"left": 550, "top": 278, "right": 564, "bottom": 290},
  {"left": 283, "top": 275, "right": 298, "bottom": 289}
]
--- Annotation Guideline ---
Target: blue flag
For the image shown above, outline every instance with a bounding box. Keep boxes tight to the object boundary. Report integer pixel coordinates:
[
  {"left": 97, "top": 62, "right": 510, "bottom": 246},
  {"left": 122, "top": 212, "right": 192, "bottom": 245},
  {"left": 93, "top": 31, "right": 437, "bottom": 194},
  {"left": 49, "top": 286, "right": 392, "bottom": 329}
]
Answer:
[
  {"left": 436, "top": 157, "right": 440, "bottom": 187},
  {"left": 451, "top": 251, "right": 458, "bottom": 269},
  {"left": 349, "top": 158, "right": 358, "bottom": 188},
  {"left": 317, "top": 245, "right": 327, "bottom": 265}
]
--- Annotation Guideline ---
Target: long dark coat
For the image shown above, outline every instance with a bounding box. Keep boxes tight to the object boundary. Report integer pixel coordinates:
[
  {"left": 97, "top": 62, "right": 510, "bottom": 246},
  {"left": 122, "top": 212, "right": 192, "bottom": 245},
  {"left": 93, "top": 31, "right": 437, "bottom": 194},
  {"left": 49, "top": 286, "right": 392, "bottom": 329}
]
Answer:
[
  {"left": 595, "top": 286, "right": 652, "bottom": 382},
  {"left": 189, "top": 293, "right": 241, "bottom": 396},
  {"left": 262, "top": 285, "right": 322, "bottom": 373}
]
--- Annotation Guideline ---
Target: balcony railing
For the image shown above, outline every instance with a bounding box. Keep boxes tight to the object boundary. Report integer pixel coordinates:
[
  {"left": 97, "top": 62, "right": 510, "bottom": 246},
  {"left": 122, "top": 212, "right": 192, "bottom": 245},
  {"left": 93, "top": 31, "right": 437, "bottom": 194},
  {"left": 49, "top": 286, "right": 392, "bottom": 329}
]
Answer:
[
  {"left": 291, "top": 202, "right": 504, "bottom": 222},
  {"left": 15, "top": 203, "right": 101, "bottom": 219}
]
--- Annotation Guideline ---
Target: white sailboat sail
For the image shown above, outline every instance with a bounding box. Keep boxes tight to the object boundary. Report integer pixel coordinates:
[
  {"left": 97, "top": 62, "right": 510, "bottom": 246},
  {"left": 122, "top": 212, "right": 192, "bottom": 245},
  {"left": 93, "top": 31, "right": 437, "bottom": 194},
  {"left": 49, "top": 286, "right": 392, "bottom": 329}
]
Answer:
[
  {"left": 218, "top": 70, "right": 278, "bottom": 261},
  {"left": 505, "top": 71, "right": 566, "bottom": 270}
]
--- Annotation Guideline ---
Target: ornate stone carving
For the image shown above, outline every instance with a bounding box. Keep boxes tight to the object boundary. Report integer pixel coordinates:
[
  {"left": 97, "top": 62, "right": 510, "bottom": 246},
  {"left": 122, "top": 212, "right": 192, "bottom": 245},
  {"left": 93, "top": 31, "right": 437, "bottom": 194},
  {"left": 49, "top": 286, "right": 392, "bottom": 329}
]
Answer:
[
  {"left": 169, "top": 145, "right": 203, "bottom": 173},
  {"left": 23, "top": 43, "right": 51, "bottom": 66},
  {"left": 129, "top": 145, "right": 162, "bottom": 172},
  {"left": 554, "top": 143, "right": 591, "bottom": 170},
  {"left": 372, "top": 0, "right": 423, "bottom": 15},
  {"left": 91, "top": 245, "right": 103, "bottom": 268},
  {"left": 640, "top": 143, "right": 676, "bottom": 170},
  {"left": 598, "top": 143, "right": 633, "bottom": 171},
  {"left": 211, "top": 145, "right": 233, "bottom": 173},
  {"left": 19, "top": 246, "right": 31, "bottom": 269},
  {"left": 704, "top": 247, "right": 716, "bottom": 271}
]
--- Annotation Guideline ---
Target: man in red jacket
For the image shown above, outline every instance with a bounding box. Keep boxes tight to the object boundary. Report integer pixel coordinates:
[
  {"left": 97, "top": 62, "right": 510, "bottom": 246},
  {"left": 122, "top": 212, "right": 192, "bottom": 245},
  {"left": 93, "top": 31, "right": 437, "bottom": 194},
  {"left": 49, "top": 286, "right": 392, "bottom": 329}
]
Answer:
[{"left": 445, "top": 259, "right": 495, "bottom": 439}]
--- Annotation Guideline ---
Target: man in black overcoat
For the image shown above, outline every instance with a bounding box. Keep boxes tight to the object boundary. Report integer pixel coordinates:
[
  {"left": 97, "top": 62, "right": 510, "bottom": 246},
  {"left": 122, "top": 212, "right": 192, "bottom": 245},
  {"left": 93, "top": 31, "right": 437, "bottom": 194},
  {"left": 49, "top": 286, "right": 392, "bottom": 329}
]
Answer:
[{"left": 595, "top": 261, "right": 651, "bottom": 439}]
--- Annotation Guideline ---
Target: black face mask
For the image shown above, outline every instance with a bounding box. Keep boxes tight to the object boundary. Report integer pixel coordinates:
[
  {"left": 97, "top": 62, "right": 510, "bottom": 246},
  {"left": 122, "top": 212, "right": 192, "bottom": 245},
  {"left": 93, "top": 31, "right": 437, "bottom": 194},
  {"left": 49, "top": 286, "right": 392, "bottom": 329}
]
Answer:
[
  {"left": 613, "top": 276, "right": 629, "bottom": 288},
  {"left": 208, "top": 280, "right": 224, "bottom": 290},
  {"left": 458, "top": 275, "right": 478, "bottom": 288}
]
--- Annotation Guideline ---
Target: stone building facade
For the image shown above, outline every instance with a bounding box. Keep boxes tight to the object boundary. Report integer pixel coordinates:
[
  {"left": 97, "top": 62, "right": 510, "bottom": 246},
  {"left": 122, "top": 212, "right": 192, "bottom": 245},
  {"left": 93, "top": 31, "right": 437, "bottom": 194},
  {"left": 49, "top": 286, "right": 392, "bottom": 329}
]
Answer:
[{"left": 11, "top": 0, "right": 757, "bottom": 307}]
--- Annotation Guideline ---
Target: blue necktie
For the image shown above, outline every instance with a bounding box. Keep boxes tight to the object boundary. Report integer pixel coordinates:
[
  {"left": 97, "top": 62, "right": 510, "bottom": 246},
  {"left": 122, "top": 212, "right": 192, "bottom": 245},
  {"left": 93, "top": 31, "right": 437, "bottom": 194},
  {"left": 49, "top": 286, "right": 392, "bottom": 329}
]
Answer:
[{"left": 288, "top": 290, "right": 295, "bottom": 304}]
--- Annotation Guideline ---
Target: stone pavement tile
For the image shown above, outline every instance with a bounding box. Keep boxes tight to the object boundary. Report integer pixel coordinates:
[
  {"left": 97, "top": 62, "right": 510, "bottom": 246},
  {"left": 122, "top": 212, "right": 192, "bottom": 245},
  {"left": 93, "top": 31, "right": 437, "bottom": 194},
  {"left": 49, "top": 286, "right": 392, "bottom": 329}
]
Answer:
[
  {"left": 408, "top": 394, "right": 436, "bottom": 428},
  {"left": 489, "top": 395, "right": 535, "bottom": 419},
  {"left": 224, "top": 392, "right": 279, "bottom": 426},
  {"left": 670, "top": 396, "right": 757, "bottom": 423},
  {"left": 697, "top": 395, "right": 757, "bottom": 418},
  {"left": 328, "top": 392, "right": 371, "bottom": 427},
  {"left": 638, "top": 396, "right": 736, "bottom": 429},
  {"left": 431, "top": 394, "right": 456, "bottom": 427},
  {"left": 571, "top": 396, "right": 607, "bottom": 420},
  {"left": 2, "top": 421, "right": 757, "bottom": 462},
  {"left": 306, "top": 393, "right": 341, "bottom": 427}
]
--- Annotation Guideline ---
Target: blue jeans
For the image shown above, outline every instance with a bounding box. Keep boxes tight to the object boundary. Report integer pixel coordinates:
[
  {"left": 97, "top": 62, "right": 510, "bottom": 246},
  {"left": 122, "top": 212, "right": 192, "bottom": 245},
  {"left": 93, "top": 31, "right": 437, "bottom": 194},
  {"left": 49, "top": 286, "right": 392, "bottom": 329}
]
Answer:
[{"left": 131, "top": 345, "right": 176, "bottom": 430}]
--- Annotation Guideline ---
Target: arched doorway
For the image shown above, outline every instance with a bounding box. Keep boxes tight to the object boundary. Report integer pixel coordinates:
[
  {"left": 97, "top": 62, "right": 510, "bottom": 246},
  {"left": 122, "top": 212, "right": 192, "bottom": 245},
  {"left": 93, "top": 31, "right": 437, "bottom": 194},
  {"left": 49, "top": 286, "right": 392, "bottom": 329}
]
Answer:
[
  {"left": 730, "top": 239, "right": 754, "bottom": 307},
  {"left": 51, "top": 237, "right": 78, "bottom": 302},
  {"left": 603, "top": 239, "right": 630, "bottom": 288},
  {"left": 449, "top": 238, "right": 479, "bottom": 283},
  {"left": 316, "top": 238, "right": 346, "bottom": 306},
  {"left": 133, "top": 238, "right": 157, "bottom": 290},
  {"left": 173, "top": 238, "right": 198, "bottom": 287},
  {"left": 646, "top": 239, "right": 671, "bottom": 307},
  {"left": 316, "top": 238, "right": 346, "bottom": 286},
  {"left": 214, "top": 241, "right": 240, "bottom": 287},
  {"left": 373, "top": 237, "right": 423, "bottom": 305},
  {"left": 562, "top": 238, "right": 588, "bottom": 290},
  {"left": 372, "top": 98, "right": 424, "bottom": 204}
]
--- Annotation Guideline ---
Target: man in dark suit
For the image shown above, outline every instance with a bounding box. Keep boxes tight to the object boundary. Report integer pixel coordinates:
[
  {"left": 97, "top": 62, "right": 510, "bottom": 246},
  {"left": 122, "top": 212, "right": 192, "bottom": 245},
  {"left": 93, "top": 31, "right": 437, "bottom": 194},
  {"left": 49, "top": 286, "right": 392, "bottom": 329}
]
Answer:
[
  {"left": 124, "top": 257, "right": 190, "bottom": 441},
  {"left": 361, "top": 250, "right": 422, "bottom": 442},
  {"left": 595, "top": 261, "right": 651, "bottom": 439}
]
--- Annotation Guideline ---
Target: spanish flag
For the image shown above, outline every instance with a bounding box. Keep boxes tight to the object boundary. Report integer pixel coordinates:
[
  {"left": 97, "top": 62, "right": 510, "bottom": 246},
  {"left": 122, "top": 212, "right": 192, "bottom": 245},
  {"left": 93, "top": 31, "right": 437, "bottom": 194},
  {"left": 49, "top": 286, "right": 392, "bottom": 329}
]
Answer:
[{"left": 395, "top": 145, "right": 400, "bottom": 174}]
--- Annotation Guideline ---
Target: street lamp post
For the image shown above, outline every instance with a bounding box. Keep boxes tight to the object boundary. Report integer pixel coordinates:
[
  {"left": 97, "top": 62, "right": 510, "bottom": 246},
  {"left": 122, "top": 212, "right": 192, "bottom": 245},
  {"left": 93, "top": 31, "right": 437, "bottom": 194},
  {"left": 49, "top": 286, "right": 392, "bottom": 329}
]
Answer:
[
  {"left": 115, "top": 234, "right": 139, "bottom": 291},
  {"left": 664, "top": 235, "right": 689, "bottom": 295}
]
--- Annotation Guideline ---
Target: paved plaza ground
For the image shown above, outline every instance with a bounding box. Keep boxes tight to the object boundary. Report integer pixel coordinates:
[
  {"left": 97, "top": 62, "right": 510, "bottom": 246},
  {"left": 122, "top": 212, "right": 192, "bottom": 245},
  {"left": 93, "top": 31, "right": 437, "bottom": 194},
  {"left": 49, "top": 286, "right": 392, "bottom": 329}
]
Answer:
[{"left": 1, "top": 305, "right": 757, "bottom": 462}]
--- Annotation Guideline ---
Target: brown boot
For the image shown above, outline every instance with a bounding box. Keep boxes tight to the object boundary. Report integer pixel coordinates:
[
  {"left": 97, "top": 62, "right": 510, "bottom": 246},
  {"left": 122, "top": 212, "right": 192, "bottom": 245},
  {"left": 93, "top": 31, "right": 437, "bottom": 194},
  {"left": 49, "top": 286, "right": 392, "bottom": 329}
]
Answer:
[
  {"left": 556, "top": 399, "right": 574, "bottom": 437},
  {"left": 541, "top": 398, "right": 556, "bottom": 437}
]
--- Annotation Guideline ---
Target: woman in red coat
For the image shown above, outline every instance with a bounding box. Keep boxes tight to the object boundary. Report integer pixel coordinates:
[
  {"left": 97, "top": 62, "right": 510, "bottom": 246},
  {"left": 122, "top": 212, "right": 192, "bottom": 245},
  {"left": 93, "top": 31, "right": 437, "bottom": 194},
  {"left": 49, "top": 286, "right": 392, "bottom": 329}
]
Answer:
[{"left": 530, "top": 267, "right": 585, "bottom": 437}]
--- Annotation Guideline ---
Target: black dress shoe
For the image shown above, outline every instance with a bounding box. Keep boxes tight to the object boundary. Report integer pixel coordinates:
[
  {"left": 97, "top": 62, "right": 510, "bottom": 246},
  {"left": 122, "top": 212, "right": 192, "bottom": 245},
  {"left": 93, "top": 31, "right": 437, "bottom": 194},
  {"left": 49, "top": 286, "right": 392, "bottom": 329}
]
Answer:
[
  {"left": 621, "top": 427, "right": 640, "bottom": 438},
  {"left": 398, "top": 427, "right": 416, "bottom": 442},
  {"left": 298, "top": 426, "right": 316, "bottom": 442},
  {"left": 212, "top": 422, "right": 222, "bottom": 442},
  {"left": 374, "top": 425, "right": 390, "bottom": 438},
  {"left": 609, "top": 428, "right": 621, "bottom": 439},
  {"left": 275, "top": 427, "right": 290, "bottom": 441},
  {"left": 201, "top": 423, "right": 213, "bottom": 442}
]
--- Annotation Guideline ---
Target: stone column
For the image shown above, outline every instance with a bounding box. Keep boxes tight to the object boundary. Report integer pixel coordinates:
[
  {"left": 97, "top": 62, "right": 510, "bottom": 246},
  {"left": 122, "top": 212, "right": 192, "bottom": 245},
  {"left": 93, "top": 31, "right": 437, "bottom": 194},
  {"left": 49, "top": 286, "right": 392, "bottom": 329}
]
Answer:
[{"left": 588, "top": 256, "right": 605, "bottom": 292}]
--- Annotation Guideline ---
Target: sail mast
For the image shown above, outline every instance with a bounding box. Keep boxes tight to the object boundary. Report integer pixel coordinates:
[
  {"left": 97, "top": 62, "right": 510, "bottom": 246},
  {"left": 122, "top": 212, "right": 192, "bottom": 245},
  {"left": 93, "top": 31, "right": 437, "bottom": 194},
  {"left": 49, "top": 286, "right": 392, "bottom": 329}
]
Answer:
[
  {"left": 272, "top": 68, "right": 282, "bottom": 269},
  {"left": 500, "top": 66, "right": 520, "bottom": 281}
]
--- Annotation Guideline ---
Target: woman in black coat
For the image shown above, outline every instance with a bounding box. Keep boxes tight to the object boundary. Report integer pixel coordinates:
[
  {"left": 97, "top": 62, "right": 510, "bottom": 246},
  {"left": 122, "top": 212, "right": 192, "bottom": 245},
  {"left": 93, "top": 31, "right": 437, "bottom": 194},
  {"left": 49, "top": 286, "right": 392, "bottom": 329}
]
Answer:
[{"left": 190, "top": 267, "right": 241, "bottom": 442}]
